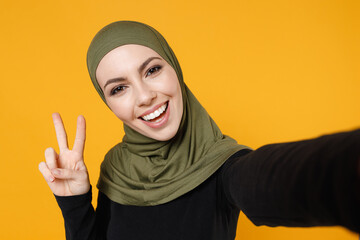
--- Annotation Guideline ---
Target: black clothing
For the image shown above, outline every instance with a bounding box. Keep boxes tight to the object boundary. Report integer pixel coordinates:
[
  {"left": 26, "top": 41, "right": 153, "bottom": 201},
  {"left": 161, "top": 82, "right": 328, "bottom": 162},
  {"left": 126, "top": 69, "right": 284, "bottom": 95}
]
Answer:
[{"left": 56, "top": 130, "right": 360, "bottom": 239}]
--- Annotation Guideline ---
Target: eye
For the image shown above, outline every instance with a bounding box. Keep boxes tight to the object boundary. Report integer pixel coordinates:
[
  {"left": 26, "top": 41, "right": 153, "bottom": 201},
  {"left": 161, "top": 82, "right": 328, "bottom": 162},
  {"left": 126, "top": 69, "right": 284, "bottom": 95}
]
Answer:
[
  {"left": 110, "top": 85, "right": 126, "bottom": 96},
  {"left": 146, "top": 66, "right": 162, "bottom": 77}
]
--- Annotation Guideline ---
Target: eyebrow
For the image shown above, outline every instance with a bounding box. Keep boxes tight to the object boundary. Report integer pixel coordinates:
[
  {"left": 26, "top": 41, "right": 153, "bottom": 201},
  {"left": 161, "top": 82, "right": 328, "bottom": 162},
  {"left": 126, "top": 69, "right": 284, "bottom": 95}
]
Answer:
[
  {"left": 103, "top": 56, "right": 162, "bottom": 91},
  {"left": 138, "top": 56, "right": 161, "bottom": 74}
]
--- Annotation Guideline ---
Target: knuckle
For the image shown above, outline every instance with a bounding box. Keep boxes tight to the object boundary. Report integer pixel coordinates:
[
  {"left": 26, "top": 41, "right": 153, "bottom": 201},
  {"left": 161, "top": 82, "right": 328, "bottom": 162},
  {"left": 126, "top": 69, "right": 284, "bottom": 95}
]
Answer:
[{"left": 52, "top": 169, "right": 61, "bottom": 176}]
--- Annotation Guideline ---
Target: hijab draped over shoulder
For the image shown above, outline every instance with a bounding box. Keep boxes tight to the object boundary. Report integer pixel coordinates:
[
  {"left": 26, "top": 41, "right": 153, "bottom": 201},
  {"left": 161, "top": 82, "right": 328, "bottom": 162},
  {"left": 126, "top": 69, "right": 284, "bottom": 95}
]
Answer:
[{"left": 87, "top": 21, "right": 250, "bottom": 206}]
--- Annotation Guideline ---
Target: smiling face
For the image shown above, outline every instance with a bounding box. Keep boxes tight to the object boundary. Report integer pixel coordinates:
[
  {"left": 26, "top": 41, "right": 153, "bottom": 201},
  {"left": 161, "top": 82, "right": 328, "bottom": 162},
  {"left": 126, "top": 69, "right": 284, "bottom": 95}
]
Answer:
[{"left": 96, "top": 44, "right": 183, "bottom": 141}]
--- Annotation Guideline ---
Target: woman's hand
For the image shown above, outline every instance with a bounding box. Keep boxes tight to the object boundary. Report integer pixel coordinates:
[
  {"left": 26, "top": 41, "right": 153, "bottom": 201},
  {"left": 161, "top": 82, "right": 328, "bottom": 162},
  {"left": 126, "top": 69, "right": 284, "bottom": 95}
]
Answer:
[{"left": 39, "top": 113, "right": 90, "bottom": 196}]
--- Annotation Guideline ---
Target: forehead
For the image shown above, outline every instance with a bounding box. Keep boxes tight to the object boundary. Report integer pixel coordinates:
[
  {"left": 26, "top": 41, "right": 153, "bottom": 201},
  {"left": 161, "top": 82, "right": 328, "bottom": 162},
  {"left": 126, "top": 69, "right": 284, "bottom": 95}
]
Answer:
[{"left": 96, "top": 44, "right": 163, "bottom": 81}]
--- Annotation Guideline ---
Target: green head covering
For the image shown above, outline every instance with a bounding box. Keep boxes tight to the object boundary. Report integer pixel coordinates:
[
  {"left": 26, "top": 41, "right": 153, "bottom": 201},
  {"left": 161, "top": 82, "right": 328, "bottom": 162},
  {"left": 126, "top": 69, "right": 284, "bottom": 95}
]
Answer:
[{"left": 87, "top": 21, "right": 250, "bottom": 206}]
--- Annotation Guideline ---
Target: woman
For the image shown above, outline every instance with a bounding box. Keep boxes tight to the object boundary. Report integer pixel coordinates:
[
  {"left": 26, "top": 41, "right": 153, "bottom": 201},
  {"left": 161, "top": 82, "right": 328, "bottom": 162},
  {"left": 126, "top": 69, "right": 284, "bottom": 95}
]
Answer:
[{"left": 39, "top": 21, "right": 360, "bottom": 239}]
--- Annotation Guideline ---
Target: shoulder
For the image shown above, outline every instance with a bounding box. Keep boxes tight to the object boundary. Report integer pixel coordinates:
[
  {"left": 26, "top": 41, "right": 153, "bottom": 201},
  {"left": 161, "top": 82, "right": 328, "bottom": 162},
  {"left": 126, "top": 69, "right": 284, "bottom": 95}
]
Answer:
[{"left": 221, "top": 148, "right": 253, "bottom": 172}]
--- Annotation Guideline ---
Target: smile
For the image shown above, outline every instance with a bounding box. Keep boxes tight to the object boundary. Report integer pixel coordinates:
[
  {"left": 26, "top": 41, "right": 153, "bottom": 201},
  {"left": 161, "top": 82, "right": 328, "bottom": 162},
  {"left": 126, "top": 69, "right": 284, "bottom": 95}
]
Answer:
[
  {"left": 141, "top": 102, "right": 168, "bottom": 122},
  {"left": 139, "top": 101, "right": 170, "bottom": 129}
]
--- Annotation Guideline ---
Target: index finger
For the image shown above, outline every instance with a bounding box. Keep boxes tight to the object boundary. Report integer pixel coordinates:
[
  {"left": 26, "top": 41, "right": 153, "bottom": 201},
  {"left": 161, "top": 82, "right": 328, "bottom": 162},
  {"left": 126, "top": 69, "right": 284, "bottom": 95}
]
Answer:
[
  {"left": 52, "top": 112, "right": 69, "bottom": 151},
  {"left": 73, "top": 115, "right": 86, "bottom": 153}
]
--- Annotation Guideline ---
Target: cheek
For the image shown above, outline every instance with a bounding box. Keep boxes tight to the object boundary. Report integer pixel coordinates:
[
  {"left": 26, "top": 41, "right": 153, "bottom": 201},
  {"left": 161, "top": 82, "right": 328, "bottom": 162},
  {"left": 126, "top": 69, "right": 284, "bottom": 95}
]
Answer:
[
  {"left": 162, "top": 74, "right": 183, "bottom": 117},
  {"left": 158, "top": 72, "right": 181, "bottom": 97},
  {"left": 107, "top": 98, "right": 135, "bottom": 122}
]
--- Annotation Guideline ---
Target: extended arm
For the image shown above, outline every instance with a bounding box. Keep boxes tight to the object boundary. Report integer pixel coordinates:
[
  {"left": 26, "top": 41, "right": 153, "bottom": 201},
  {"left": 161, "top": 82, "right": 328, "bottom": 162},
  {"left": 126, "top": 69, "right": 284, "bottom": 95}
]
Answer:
[{"left": 222, "top": 129, "right": 360, "bottom": 232}]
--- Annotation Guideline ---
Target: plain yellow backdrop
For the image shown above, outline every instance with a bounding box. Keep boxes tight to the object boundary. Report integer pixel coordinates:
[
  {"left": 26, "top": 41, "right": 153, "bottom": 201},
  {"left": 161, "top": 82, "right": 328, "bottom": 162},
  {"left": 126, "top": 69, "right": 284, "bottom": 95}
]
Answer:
[{"left": 0, "top": 0, "right": 359, "bottom": 239}]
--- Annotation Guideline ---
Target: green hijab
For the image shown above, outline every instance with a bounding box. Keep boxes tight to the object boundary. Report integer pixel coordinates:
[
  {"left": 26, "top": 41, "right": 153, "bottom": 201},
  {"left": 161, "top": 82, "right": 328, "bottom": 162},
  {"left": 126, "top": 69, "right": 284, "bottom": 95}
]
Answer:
[{"left": 87, "top": 21, "right": 250, "bottom": 206}]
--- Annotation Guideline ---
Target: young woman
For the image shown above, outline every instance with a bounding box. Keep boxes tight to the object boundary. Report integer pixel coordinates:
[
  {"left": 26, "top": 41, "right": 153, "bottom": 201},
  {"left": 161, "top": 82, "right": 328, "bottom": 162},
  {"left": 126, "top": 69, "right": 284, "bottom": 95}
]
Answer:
[{"left": 39, "top": 21, "right": 360, "bottom": 239}]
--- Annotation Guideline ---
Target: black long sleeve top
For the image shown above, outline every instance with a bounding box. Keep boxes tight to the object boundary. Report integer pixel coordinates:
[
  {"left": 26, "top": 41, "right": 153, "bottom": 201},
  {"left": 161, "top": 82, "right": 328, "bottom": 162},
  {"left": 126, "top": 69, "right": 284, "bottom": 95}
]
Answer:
[{"left": 55, "top": 129, "right": 360, "bottom": 239}]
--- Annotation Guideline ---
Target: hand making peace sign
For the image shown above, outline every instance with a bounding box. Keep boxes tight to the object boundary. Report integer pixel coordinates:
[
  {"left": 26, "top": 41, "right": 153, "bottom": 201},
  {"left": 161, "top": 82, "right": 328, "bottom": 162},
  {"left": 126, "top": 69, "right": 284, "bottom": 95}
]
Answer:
[{"left": 38, "top": 113, "right": 90, "bottom": 196}]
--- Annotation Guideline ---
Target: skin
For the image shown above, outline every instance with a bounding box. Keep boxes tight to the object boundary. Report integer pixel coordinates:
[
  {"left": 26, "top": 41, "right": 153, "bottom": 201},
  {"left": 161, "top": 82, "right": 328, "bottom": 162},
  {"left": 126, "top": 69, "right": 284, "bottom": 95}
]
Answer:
[
  {"left": 96, "top": 44, "right": 183, "bottom": 141},
  {"left": 39, "top": 44, "right": 183, "bottom": 196},
  {"left": 38, "top": 113, "right": 89, "bottom": 196}
]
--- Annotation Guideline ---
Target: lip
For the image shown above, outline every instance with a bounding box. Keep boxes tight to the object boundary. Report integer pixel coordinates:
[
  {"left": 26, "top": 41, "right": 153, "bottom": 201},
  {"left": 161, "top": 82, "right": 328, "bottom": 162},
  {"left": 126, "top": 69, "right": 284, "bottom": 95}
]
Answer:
[
  {"left": 140, "top": 101, "right": 170, "bottom": 129},
  {"left": 139, "top": 101, "right": 168, "bottom": 118}
]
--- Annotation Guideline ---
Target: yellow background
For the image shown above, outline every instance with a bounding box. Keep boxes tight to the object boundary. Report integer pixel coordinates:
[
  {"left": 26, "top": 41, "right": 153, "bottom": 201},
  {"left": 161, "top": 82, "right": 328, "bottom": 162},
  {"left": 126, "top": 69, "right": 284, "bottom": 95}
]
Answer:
[{"left": 0, "top": 0, "right": 359, "bottom": 239}]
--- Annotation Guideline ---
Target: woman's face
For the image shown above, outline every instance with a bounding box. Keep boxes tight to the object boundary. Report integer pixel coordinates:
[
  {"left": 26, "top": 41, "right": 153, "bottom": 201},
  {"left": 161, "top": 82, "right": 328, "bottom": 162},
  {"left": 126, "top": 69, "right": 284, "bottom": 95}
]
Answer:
[{"left": 96, "top": 44, "right": 183, "bottom": 141}]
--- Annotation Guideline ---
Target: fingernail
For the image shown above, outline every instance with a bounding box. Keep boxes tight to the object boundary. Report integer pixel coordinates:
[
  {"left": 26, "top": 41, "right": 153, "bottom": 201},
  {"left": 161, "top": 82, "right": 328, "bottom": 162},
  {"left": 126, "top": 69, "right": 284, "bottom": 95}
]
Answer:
[
  {"left": 52, "top": 169, "right": 60, "bottom": 175},
  {"left": 49, "top": 176, "right": 55, "bottom": 182}
]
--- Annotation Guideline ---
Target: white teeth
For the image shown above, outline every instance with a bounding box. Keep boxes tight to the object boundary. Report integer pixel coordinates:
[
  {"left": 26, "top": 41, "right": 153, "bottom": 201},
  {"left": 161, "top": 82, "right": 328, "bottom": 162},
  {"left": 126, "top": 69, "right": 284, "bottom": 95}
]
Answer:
[
  {"left": 141, "top": 103, "right": 167, "bottom": 121},
  {"left": 154, "top": 118, "right": 162, "bottom": 123}
]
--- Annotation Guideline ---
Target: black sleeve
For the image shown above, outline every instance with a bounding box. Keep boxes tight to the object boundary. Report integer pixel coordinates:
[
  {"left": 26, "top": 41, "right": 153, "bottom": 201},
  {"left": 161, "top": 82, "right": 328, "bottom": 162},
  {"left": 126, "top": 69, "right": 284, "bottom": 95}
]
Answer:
[
  {"left": 222, "top": 129, "right": 360, "bottom": 233},
  {"left": 55, "top": 186, "right": 111, "bottom": 239}
]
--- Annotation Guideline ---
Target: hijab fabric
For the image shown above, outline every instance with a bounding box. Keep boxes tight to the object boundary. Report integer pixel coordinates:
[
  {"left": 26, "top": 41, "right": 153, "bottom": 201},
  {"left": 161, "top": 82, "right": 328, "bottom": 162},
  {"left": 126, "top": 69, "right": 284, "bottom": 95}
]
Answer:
[{"left": 87, "top": 21, "right": 250, "bottom": 206}]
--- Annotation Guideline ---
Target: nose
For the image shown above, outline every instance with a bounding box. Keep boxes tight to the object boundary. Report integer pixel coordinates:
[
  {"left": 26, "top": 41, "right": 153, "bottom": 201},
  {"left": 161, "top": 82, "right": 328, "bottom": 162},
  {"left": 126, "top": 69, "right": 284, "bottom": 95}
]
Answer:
[{"left": 135, "top": 82, "right": 156, "bottom": 107}]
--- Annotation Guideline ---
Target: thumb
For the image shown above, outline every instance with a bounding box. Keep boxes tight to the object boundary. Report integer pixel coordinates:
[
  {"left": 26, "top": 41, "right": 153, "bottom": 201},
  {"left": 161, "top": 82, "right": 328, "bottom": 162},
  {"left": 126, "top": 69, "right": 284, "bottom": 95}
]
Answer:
[{"left": 51, "top": 168, "right": 76, "bottom": 180}]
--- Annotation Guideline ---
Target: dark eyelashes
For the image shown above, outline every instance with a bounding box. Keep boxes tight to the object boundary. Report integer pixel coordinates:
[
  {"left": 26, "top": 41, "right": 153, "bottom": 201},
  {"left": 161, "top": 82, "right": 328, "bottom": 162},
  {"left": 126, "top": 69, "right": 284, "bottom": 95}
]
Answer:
[
  {"left": 110, "top": 85, "right": 126, "bottom": 96},
  {"left": 146, "top": 65, "right": 162, "bottom": 77},
  {"left": 109, "top": 65, "right": 163, "bottom": 96}
]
